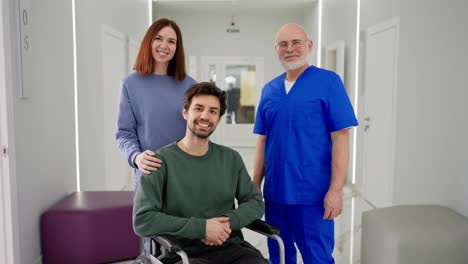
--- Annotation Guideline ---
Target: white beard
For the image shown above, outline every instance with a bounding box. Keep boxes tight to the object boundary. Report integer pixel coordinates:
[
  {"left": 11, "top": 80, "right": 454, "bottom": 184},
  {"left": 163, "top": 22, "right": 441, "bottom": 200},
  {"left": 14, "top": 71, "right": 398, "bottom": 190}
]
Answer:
[{"left": 281, "top": 57, "right": 308, "bottom": 71}]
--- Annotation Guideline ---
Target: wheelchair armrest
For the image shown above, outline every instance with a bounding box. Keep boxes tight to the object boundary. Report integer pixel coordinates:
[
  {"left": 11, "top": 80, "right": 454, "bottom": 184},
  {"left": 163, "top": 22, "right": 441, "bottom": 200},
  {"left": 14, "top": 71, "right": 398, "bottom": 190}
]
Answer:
[
  {"left": 151, "top": 234, "right": 183, "bottom": 253},
  {"left": 246, "top": 219, "right": 280, "bottom": 237},
  {"left": 151, "top": 220, "right": 280, "bottom": 252}
]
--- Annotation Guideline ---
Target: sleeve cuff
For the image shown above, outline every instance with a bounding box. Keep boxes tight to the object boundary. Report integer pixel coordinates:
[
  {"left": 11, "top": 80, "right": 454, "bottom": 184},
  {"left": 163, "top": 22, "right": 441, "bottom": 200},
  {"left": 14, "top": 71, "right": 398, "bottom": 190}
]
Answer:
[
  {"left": 225, "top": 212, "right": 240, "bottom": 230},
  {"left": 192, "top": 218, "right": 207, "bottom": 239},
  {"left": 129, "top": 151, "right": 141, "bottom": 169}
]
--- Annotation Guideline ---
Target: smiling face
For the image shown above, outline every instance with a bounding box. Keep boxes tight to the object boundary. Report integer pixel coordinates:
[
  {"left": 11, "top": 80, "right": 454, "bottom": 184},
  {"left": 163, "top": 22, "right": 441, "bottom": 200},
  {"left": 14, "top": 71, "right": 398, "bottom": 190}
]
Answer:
[
  {"left": 183, "top": 94, "right": 221, "bottom": 139},
  {"left": 151, "top": 26, "right": 177, "bottom": 66},
  {"left": 275, "top": 23, "right": 313, "bottom": 71}
]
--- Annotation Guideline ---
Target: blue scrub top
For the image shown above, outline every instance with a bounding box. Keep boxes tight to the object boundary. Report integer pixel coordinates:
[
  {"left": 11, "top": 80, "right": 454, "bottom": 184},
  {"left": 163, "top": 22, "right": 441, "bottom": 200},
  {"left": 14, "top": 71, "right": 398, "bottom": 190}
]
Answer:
[{"left": 254, "top": 66, "right": 358, "bottom": 205}]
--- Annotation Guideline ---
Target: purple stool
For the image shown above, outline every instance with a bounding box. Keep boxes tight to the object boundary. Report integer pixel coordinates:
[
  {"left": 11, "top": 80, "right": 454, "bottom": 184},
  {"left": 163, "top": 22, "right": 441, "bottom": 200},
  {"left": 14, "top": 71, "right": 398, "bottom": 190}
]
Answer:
[{"left": 41, "top": 191, "right": 141, "bottom": 264}]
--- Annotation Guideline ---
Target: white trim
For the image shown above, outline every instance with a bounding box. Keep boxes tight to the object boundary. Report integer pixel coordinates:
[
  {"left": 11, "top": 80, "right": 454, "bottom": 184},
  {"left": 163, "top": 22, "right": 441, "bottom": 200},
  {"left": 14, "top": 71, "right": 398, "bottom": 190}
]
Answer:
[
  {"left": 316, "top": 0, "right": 322, "bottom": 67},
  {"left": 349, "top": 1, "right": 361, "bottom": 263},
  {"left": 148, "top": 0, "right": 153, "bottom": 26},
  {"left": 72, "top": 0, "right": 81, "bottom": 191},
  {"left": 349, "top": 196, "right": 355, "bottom": 264},
  {"left": 324, "top": 40, "right": 345, "bottom": 82},
  {"left": 0, "top": 0, "right": 17, "bottom": 262},
  {"left": 367, "top": 17, "right": 400, "bottom": 37},
  {"left": 351, "top": 0, "right": 361, "bottom": 185}
]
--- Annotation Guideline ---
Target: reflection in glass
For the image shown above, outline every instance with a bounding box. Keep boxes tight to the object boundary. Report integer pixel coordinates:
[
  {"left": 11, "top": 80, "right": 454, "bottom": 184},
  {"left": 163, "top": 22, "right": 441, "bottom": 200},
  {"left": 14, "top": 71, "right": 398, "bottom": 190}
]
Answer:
[{"left": 224, "top": 65, "right": 256, "bottom": 124}]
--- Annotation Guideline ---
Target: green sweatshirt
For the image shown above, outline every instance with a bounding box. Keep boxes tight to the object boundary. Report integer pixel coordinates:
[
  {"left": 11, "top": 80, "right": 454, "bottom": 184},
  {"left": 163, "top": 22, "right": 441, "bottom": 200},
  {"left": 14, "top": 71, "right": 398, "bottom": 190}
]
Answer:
[{"left": 133, "top": 141, "right": 264, "bottom": 262}]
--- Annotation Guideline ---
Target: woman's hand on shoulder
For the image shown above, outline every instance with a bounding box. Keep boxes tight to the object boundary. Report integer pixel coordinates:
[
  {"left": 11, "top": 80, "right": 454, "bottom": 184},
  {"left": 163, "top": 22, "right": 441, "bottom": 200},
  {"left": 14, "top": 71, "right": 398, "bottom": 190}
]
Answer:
[{"left": 135, "top": 150, "right": 162, "bottom": 175}]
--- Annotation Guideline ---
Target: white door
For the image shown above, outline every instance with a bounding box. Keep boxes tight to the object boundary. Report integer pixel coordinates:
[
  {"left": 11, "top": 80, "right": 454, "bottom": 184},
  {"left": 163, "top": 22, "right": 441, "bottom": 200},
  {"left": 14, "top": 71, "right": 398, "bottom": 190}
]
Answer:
[
  {"left": 0, "top": 2, "right": 15, "bottom": 259},
  {"left": 101, "top": 25, "right": 132, "bottom": 190},
  {"left": 128, "top": 39, "right": 139, "bottom": 74},
  {"left": 0, "top": 88, "right": 13, "bottom": 264},
  {"left": 200, "top": 56, "right": 264, "bottom": 172},
  {"left": 361, "top": 18, "right": 400, "bottom": 208}
]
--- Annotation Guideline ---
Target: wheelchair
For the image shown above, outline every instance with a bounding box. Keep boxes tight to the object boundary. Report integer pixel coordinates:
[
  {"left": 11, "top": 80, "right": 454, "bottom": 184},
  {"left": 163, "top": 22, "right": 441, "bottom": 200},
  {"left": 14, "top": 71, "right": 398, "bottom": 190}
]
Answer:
[{"left": 134, "top": 219, "right": 285, "bottom": 264}]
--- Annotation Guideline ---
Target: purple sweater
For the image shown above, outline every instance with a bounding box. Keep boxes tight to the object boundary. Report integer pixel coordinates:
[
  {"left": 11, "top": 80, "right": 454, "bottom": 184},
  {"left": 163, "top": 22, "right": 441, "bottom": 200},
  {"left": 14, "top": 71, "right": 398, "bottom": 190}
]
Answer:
[{"left": 116, "top": 72, "right": 196, "bottom": 181}]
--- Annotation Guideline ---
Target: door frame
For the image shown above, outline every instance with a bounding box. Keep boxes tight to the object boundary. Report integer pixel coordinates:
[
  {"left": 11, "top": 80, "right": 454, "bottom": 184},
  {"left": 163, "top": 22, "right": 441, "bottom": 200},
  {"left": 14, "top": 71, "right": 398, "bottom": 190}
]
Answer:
[
  {"left": 360, "top": 17, "right": 400, "bottom": 207},
  {"left": 199, "top": 56, "right": 264, "bottom": 147},
  {"left": 101, "top": 24, "right": 133, "bottom": 190},
  {"left": 0, "top": 0, "right": 17, "bottom": 262}
]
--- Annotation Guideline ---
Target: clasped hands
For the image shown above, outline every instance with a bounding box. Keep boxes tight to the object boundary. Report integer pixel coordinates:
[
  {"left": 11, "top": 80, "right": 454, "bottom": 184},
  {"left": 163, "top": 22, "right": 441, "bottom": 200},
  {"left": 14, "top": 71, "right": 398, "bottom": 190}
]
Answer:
[{"left": 201, "top": 216, "right": 231, "bottom": 246}]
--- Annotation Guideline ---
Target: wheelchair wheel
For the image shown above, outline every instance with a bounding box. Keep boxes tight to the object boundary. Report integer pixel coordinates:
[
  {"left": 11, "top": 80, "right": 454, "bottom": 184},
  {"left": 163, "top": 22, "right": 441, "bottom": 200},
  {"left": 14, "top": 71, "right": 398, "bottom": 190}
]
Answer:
[{"left": 134, "top": 255, "right": 152, "bottom": 264}]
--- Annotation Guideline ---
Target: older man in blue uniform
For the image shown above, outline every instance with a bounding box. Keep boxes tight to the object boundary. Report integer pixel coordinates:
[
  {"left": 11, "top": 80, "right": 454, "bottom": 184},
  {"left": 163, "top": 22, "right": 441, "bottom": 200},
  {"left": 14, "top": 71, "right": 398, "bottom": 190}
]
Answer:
[{"left": 253, "top": 23, "right": 358, "bottom": 264}]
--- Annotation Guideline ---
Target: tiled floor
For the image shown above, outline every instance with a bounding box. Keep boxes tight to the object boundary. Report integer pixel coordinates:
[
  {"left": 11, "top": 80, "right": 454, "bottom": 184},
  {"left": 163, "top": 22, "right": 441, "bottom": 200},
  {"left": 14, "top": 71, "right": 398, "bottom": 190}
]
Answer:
[
  {"left": 110, "top": 185, "right": 373, "bottom": 264},
  {"left": 242, "top": 185, "right": 374, "bottom": 264}
]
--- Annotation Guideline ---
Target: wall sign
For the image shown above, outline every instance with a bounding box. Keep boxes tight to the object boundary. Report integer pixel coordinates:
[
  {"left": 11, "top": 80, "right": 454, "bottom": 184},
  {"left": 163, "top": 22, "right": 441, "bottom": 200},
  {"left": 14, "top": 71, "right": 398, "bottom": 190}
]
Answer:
[{"left": 17, "top": 0, "right": 31, "bottom": 98}]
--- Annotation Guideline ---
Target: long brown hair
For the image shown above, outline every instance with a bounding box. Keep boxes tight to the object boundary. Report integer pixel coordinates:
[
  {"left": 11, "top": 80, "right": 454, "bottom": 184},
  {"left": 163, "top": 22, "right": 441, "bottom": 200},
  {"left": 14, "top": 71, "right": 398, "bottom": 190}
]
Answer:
[{"left": 134, "top": 18, "right": 187, "bottom": 81}]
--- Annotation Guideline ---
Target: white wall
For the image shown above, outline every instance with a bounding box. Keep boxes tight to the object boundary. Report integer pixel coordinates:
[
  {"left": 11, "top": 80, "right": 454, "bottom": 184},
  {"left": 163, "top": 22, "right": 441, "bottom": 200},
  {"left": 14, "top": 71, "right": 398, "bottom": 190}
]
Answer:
[
  {"left": 303, "top": 2, "right": 318, "bottom": 66},
  {"left": 2, "top": 0, "right": 77, "bottom": 262},
  {"left": 360, "top": 0, "right": 468, "bottom": 217},
  {"left": 76, "top": 0, "right": 148, "bottom": 191},
  {"left": 321, "top": 0, "right": 357, "bottom": 102}
]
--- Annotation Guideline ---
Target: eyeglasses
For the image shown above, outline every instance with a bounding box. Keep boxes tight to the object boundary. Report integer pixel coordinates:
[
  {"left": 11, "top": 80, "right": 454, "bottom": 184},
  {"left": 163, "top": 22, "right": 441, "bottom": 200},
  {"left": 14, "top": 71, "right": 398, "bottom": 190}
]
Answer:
[{"left": 275, "top": 39, "right": 308, "bottom": 50}]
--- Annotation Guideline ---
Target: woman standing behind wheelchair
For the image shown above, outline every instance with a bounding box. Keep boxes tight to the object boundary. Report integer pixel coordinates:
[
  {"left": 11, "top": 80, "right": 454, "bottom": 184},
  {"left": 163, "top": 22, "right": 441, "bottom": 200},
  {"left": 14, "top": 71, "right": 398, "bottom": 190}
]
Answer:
[
  {"left": 116, "top": 18, "right": 196, "bottom": 185},
  {"left": 116, "top": 18, "right": 196, "bottom": 255}
]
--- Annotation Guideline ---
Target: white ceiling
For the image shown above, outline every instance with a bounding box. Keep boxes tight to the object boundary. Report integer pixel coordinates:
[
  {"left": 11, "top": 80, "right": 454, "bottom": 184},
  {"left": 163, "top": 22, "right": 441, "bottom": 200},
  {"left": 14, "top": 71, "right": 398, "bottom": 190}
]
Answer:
[{"left": 154, "top": 0, "right": 316, "bottom": 16}]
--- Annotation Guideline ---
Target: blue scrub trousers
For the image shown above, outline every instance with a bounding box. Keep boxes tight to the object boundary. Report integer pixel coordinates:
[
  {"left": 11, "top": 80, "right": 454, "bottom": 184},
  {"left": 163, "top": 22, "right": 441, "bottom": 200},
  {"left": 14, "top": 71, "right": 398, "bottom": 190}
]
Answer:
[{"left": 265, "top": 200, "right": 335, "bottom": 264}]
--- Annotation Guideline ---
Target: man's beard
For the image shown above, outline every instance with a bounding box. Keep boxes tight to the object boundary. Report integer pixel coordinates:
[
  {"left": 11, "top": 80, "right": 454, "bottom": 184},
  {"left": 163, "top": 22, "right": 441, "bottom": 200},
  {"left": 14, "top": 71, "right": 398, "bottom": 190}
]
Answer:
[
  {"left": 281, "top": 57, "right": 308, "bottom": 71},
  {"left": 188, "top": 121, "right": 215, "bottom": 139}
]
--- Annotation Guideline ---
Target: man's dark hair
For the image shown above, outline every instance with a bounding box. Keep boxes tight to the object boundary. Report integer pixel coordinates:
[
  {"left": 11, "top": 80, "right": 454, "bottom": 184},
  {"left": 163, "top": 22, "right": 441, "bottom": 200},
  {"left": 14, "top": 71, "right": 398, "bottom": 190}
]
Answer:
[{"left": 183, "top": 82, "right": 227, "bottom": 117}]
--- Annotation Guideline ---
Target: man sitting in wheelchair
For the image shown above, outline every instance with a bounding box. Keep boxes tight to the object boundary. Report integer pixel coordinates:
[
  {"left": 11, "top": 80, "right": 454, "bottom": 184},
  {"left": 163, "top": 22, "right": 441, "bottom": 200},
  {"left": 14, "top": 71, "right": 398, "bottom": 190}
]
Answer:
[{"left": 133, "top": 82, "right": 269, "bottom": 264}]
